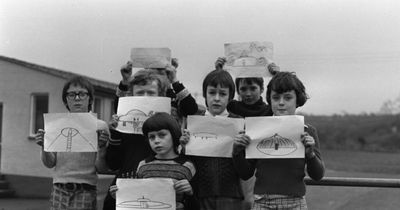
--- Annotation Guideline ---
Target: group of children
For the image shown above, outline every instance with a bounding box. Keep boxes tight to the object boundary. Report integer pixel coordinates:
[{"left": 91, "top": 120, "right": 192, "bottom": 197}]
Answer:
[{"left": 35, "top": 57, "right": 325, "bottom": 210}]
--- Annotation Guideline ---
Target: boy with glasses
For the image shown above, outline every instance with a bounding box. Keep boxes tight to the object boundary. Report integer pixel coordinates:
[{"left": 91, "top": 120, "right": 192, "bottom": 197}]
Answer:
[{"left": 35, "top": 76, "right": 110, "bottom": 210}]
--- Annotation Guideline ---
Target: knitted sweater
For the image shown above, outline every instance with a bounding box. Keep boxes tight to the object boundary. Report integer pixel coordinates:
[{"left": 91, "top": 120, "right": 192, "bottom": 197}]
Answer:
[
  {"left": 106, "top": 131, "right": 152, "bottom": 180},
  {"left": 233, "top": 124, "right": 325, "bottom": 197},
  {"left": 189, "top": 111, "right": 244, "bottom": 199},
  {"left": 227, "top": 97, "right": 273, "bottom": 117},
  {"left": 136, "top": 155, "right": 196, "bottom": 209}
]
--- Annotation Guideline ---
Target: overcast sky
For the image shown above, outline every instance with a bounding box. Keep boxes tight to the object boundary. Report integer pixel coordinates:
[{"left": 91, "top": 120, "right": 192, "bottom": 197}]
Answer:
[{"left": 1, "top": 0, "right": 400, "bottom": 115}]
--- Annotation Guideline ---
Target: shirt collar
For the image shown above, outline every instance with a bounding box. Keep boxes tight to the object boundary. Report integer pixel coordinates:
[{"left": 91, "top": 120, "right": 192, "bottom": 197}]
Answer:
[{"left": 205, "top": 109, "right": 229, "bottom": 118}]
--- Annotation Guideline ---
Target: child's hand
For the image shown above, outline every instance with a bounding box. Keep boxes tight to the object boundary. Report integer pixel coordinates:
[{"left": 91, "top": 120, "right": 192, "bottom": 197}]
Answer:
[
  {"left": 301, "top": 132, "right": 316, "bottom": 159},
  {"left": 109, "top": 185, "right": 118, "bottom": 199},
  {"left": 97, "top": 130, "right": 109, "bottom": 148},
  {"left": 232, "top": 131, "right": 251, "bottom": 155},
  {"left": 267, "top": 62, "right": 280, "bottom": 76},
  {"left": 35, "top": 129, "right": 45, "bottom": 148},
  {"left": 171, "top": 58, "right": 179, "bottom": 69},
  {"left": 174, "top": 179, "right": 193, "bottom": 195},
  {"left": 179, "top": 129, "right": 190, "bottom": 146},
  {"left": 165, "top": 64, "right": 178, "bottom": 84},
  {"left": 215, "top": 57, "right": 226, "bottom": 70},
  {"left": 109, "top": 114, "right": 119, "bottom": 130},
  {"left": 120, "top": 61, "right": 133, "bottom": 84}
]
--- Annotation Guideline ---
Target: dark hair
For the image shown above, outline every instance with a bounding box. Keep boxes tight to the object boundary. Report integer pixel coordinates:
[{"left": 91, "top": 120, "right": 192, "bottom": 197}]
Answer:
[
  {"left": 202, "top": 70, "right": 235, "bottom": 106},
  {"left": 266, "top": 72, "right": 308, "bottom": 107},
  {"left": 62, "top": 76, "right": 94, "bottom": 111},
  {"left": 130, "top": 69, "right": 167, "bottom": 96},
  {"left": 142, "top": 112, "right": 182, "bottom": 152},
  {"left": 235, "top": 77, "right": 264, "bottom": 93}
]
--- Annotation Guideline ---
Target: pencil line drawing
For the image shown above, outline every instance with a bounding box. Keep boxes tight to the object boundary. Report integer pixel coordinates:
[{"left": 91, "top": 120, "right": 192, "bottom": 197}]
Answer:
[
  {"left": 225, "top": 42, "right": 272, "bottom": 67},
  {"left": 118, "top": 109, "right": 155, "bottom": 133},
  {"left": 256, "top": 133, "right": 297, "bottom": 156},
  {"left": 46, "top": 127, "right": 96, "bottom": 152},
  {"left": 117, "top": 196, "right": 172, "bottom": 209},
  {"left": 192, "top": 132, "right": 218, "bottom": 140}
]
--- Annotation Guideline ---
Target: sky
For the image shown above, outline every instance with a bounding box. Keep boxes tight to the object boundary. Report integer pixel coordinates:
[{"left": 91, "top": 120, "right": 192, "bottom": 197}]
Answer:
[{"left": 1, "top": 0, "right": 400, "bottom": 115}]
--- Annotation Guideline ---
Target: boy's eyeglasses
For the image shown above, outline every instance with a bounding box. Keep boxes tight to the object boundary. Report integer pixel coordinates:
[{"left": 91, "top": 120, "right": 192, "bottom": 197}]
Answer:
[{"left": 66, "top": 92, "right": 89, "bottom": 100}]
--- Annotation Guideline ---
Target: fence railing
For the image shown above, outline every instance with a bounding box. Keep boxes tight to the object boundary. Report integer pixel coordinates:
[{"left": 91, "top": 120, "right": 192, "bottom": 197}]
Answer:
[{"left": 305, "top": 177, "right": 400, "bottom": 188}]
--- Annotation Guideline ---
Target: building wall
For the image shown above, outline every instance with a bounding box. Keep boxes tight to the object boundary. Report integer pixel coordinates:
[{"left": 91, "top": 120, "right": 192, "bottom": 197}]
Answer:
[
  {"left": 0, "top": 60, "right": 66, "bottom": 177},
  {"left": 0, "top": 59, "right": 116, "bottom": 197}
]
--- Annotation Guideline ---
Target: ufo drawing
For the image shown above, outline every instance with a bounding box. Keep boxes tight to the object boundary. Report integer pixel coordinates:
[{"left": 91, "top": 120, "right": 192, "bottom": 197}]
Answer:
[
  {"left": 192, "top": 132, "right": 218, "bottom": 140},
  {"left": 119, "top": 109, "right": 155, "bottom": 133},
  {"left": 46, "top": 127, "right": 96, "bottom": 152},
  {"left": 256, "top": 133, "right": 297, "bottom": 156},
  {"left": 117, "top": 196, "right": 172, "bottom": 209}
]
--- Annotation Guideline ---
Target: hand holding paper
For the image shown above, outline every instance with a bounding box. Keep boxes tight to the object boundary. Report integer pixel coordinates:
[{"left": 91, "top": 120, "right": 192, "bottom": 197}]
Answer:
[{"left": 232, "top": 132, "right": 251, "bottom": 155}]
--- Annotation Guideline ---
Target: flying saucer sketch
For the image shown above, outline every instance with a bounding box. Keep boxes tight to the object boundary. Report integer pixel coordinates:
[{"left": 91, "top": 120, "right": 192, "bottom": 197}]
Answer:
[
  {"left": 225, "top": 41, "right": 272, "bottom": 67},
  {"left": 118, "top": 109, "right": 155, "bottom": 133},
  {"left": 192, "top": 132, "right": 218, "bottom": 140},
  {"left": 46, "top": 127, "right": 96, "bottom": 152},
  {"left": 117, "top": 196, "right": 172, "bottom": 209},
  {"left": 256, "top": 133, "right": 297, "bottom": 156}
]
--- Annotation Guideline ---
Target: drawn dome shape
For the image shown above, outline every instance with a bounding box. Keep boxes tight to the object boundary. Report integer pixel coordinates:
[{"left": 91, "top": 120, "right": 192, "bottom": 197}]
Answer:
[
  {"left": 192, "top": 132, "right": 218, "bottom": 140},
  {"left": 46, "top": 127, "right": 96, "bottom": 152},
  {"left": 60, "top": 127, "right": 79, "bottom": 137},
  {"left": 117, "top": 196, "right": 172, "bottom": 209},
  {"left": 232, "top": 56, "right": 258, "bottom": 67},
  {"left": 256, "top": 133, "right": 297, "bottom": 156},
  {"left": 119, "top": 109, "right": 150, "bottom": 127}
]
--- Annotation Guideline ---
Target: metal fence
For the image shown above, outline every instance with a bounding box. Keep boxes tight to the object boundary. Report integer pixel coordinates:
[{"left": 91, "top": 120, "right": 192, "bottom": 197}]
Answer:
[{"left": 305, "top": 177, "right": 400, "bottom": 188}]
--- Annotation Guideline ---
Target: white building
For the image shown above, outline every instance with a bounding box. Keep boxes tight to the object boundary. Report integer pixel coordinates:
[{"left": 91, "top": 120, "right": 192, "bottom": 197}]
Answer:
[{"left": 0, "top": 55, "right": 117, "bottom": 197}]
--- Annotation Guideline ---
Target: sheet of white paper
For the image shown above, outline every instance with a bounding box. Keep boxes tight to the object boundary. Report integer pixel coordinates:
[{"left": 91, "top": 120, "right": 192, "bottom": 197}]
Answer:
[
  {"left": 116, "top": 96, "right": 171, "bottom": 134},
  {"left": 44, "top": 113, "right": 98, "bottom": 152},
  {"left": 245, "top": 115, "right": 305, "bottom": 159},
  {"left": 130, "top": 48, "right": 171, "bottom": 68},
  {"left": 185, "top": 115, "right": 244, "bottom": 157},
  {"left": 116, "top": 178, "right": 175, "bottom": 210},
  {"left": 224, "top": 41, "right": 274, "bottom": 78}
]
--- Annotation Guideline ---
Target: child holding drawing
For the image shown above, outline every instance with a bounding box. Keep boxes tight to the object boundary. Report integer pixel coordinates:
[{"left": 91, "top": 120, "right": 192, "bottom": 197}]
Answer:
[
  {"left": 180, "top": 69, "right": 245, "bottom": 210},
  {"left": 115, "top": 58, "right": 198, "bottom": 123},
  {"left": 215, "top": 56, "right": 280, "bottom": 209},
  {"left": 35, "top": 76, "right": 109, "bottom": 210},
  {"left": 232, "top": 72, "right": 325, "bottom": 209},
  {"left": 103, "top": 68, "right": 198, "bottom": 210},
  {"left": 109, "top": 112, "right": 197, "bottom": 210}
]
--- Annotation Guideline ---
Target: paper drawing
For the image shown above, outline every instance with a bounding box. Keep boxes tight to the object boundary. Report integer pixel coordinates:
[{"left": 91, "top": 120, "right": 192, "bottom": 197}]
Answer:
[
  {"left": 131, "top": 48, "right": 171, "bottom": 69},
  {"left": 224, "top": 41, "right": 274, "bottom": 78},
  {"left": 245, "top": 115, "right": 304, "bottom": 159},
  {"left": 256, "top": 133, "right": 297, "bottom": 156},
  {"left": 116, "top": 178, "right": 175, "bottom": 210},
  {"left": 44, "top": 113, "right": 98, "bottom": 152},
  {"left": 185, "top": 115, "right": 244, "bottom": 157},
  {"left": 117, "top": 196, "right": 172, "bottom": 209},
  {"left": 116, "top": 97, "right": 171, "bottom": 134}
]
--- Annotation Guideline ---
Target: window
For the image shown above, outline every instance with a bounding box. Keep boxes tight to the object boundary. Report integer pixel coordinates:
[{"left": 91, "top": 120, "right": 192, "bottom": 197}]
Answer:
[{"left": 31, "top": 94, "right": 48, "bottom": 134}]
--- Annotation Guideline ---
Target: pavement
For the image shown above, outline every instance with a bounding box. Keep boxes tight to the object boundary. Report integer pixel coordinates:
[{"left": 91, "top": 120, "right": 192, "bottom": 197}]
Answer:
[{"left": 0, "top": 193, "right": 107, "bottom": 210}]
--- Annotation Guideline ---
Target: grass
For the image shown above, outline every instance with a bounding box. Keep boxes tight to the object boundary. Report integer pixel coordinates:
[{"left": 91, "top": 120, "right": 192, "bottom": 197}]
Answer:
[{"left": 321, "top": 149, "right": 400, "bottom": 175}]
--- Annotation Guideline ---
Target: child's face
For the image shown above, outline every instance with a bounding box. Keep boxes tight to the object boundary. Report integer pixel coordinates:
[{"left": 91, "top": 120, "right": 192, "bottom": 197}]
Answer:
[
  {"left": 238, "top": 80, "right": 262, "bottom": 105},
  {"left": 206, "top": 84, "right": 230, "bottom": 116},
  {"left": 65, "top": 84, "right": 90, "bottom": 113},
  {"left": 148, "top": 129, "right": 176, "bottom": 159},
  {"left": 270, "top": 90, "right": 297, "bottom": 116},
  {"left": 133, "top": 80, "right": 159, "bottom": 96}
]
